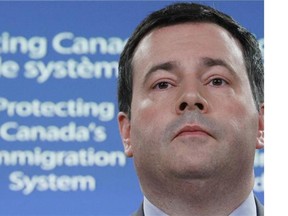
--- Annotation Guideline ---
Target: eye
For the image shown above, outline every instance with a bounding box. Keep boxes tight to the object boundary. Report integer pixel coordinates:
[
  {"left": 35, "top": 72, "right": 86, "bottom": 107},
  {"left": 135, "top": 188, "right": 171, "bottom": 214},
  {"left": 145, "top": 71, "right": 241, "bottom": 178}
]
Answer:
[
  {"left": 153, "top": 81, "right": 173, "bottom": 90},
  {"left": 209, "top": 78, "right": 228, "bottom": 87}
]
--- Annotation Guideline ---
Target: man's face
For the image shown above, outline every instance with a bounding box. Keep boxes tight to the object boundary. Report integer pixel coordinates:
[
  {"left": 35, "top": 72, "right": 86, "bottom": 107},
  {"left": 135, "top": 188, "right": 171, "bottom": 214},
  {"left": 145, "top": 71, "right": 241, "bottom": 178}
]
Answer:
[{"left": 118, "top": 23, "right": 263, "bottom": 184}]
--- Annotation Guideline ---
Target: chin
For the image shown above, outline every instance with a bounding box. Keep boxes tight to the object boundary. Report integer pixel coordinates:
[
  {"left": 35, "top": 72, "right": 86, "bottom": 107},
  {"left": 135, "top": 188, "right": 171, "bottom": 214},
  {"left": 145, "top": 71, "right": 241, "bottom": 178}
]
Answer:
[
  {"left": 167, "top": 159, "right": 215, "bottom": 180},
  {"left": 170, "top": 169, "right": 213, "bottom": 181}
]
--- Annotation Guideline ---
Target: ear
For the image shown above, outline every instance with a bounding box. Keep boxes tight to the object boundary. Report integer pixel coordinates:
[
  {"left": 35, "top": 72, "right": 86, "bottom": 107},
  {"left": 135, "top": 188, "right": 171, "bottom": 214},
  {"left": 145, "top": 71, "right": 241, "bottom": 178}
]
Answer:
[
  {"left": 117, "top": 112, "right": 133, "bottom": 157},
  {"left": 256, "top": 103, "right": 264, "bottom": 149}
]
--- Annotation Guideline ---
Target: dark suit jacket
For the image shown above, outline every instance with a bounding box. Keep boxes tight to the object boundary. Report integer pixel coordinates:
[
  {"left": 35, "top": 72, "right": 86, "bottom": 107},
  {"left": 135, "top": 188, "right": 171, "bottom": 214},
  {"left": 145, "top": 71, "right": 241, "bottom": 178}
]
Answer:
[{"left": 132, "top": 196, "right": 264, "bottom": 216}]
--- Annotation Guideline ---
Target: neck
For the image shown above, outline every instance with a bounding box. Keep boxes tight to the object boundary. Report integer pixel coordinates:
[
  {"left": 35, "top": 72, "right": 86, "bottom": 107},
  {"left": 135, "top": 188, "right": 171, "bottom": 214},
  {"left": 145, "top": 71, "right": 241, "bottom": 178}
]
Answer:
[{"left": 141, "top": 172, "right": 254, "bottom": 216}]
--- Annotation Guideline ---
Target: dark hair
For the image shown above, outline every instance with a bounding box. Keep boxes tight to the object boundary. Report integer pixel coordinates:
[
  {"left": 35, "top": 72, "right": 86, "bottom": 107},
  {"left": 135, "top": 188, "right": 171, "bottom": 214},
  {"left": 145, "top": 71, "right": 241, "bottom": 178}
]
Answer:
[{"left": 118, "top": 2, "right": 264, "bottom": 117}]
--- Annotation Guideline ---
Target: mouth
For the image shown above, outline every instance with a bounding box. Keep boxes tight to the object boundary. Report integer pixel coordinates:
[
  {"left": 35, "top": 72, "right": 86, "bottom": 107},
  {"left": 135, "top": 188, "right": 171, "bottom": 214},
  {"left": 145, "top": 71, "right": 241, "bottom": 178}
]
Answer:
[{"left": 173, "top": 125, "right": 212, "bottom": 140}]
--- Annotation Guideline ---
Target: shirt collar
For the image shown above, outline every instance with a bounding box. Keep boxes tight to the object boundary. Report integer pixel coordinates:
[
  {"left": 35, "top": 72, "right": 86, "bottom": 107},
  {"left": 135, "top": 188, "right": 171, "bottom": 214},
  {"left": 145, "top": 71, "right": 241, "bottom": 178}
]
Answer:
[
  {"left": 230, "top": 191, "right": 257, "bottom": 216},
  {"left": 143, "top": 196, "right": 168, "bottom": 216},
  {"left": 143, "top": 191, "right": 257, "bottom": 216}
]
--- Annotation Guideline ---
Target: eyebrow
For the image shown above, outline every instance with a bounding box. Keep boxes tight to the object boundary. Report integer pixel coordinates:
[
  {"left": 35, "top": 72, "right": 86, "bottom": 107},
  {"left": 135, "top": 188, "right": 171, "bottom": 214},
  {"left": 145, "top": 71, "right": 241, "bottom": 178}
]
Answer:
[
  {"left": 201, "top": 57, "right": 237, "bottom": 76},
  {"left": 143, "top": 61, "right": 178, "bottom": 86},
  {"left": 143, "top": 57, "right": 237, "bottom": 85}
]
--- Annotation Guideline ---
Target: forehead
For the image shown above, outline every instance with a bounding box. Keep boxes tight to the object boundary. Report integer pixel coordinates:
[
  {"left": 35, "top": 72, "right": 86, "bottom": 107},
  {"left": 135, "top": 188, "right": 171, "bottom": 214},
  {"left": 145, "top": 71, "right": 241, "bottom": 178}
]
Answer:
[{"left": 132, "top": 22, "right": 245, "bottom": 74}]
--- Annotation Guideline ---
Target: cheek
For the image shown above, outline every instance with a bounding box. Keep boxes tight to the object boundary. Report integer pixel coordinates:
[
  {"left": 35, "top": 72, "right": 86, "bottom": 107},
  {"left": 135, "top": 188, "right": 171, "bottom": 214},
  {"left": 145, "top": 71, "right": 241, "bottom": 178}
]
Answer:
[
  {"left": 130, "top": 97, "right": 172, "bottom": 155},
  {"left": 130, "top": 98, "right": 162, "bottom": 143},
  {"left": 129, "top": 102, "right": 165, "bottom": 173},
  {"left": 131, "top": 96, "right": 171, "bottom": 126},
  {"left": 211, "top": 85, "right": 257, "bottom": 117},
  {"left": 131, "top": 99, "right": 153, "bottom": 130},
  {"left": 222, "top": 101, "right": 259, "bottom": 158},
  {"left": 211, "top": 91, "right": 259, "bottom": 139}
]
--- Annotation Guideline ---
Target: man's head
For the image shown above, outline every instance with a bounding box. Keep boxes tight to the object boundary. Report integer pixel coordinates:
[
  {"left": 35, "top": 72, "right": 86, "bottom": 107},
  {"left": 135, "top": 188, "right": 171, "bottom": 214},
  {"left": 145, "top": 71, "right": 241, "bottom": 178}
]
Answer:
[
  {"left": 117, "top": 2, "right": 264, "bottom": 211},
  {"left": 118, "top": 2, "right": 263, "bottom": 118}
]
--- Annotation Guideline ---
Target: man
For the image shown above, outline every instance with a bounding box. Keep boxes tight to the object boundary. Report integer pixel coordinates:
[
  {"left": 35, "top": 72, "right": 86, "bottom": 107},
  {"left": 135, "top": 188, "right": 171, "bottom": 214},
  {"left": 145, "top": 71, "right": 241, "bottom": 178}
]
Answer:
[{"left": 117, "top": 2, "right": 264, "bottom": 216}]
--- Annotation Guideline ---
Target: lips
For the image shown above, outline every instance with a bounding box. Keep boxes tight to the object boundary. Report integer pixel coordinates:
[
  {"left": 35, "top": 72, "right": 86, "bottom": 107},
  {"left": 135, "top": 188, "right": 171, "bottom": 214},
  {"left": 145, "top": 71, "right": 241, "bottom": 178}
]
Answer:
[{"left": 173, "top": 125, "right": 212, "bottom": 140}]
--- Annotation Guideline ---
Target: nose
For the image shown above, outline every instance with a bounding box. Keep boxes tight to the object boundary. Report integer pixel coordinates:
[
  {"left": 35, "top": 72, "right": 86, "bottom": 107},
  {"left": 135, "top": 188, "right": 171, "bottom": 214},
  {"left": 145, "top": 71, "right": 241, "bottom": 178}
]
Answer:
[{"left": 176, "top": 84, "right": 208, "bottom": 114}]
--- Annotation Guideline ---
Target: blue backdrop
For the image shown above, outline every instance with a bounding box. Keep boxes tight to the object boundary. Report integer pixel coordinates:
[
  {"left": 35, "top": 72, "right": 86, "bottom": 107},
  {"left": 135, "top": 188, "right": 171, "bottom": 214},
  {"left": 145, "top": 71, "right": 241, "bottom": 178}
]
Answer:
[{"left": 0, "top": 1, "right": 263, "bottom": 215}]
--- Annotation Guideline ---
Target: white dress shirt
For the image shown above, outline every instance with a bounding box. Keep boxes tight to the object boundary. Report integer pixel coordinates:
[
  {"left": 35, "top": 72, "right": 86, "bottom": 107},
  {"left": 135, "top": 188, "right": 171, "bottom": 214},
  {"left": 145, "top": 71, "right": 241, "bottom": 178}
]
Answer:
[{"left": 143, "top": 191, "right": 257, "bottom": 216}]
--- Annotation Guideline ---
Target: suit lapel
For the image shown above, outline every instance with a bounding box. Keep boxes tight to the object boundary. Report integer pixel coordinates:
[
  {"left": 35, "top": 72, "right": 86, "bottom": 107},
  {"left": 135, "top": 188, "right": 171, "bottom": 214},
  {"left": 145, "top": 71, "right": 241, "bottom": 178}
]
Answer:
[
  {"left": 255, "top": 196, "right": 264, "bottom": 216},
  {"left": 132, "top": 203, "right": 144, "bottom": 216}
]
